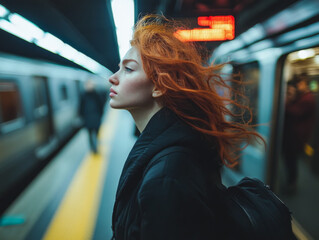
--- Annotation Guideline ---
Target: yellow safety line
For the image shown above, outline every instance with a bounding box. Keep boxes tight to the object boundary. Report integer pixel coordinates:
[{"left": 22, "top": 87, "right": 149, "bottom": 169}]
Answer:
[
  {"left": 43, "top": 109, "right": 119, "bottom": 240},
  {"left": 292, "top": 217, "right": 314, "bottom": 240}
]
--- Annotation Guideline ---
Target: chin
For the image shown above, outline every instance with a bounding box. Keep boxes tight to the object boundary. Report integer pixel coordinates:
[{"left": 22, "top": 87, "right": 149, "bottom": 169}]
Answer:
[
  {"left": 110, "top": 104, "right": 121, "bottom": 109},
  {"left": 109, "top": 101, "right": 125, "bottom": 109},
  {"left": 109, "top": 101, "right": 119, "bottom": 109}
]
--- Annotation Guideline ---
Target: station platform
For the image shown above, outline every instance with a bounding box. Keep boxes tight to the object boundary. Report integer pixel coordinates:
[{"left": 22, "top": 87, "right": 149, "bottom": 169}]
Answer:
[
  {"left": 0, "top": 106, "right": 312, "bottom": 240},
  {"left": 0, "top": 108, "right": 136, "bottom": 240}
]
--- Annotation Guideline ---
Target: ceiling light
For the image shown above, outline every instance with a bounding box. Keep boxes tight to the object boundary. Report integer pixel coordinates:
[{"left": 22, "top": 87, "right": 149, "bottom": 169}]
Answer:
[
  {"left": 0, "top": 19, "right": 33, "bottom": 42},
  {"left": 36, "top": 33, "right": 64, "bottom": 54},
  {"left": 58, "top": 44, "right": 80, "bottom": 61},
  {"left": 0, "top": 4, "right": 111, "bottom": 75},
  {"left": 9, "top": 13, "right": 44, "bottom": 40},
  {"left": 297, "top": 49, "right": 315, "bottom": 59},
  {"left": 0, "top": 4, "right": 9, "bottom": 18},
  {"left": 111, "top": 0, "right": 135, "bottom": 59}
]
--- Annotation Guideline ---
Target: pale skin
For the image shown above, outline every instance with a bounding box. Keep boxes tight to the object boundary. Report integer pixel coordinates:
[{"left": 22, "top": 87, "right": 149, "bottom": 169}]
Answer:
[{"left": 108, "top": 47, "right": 163, "bottom": 132}]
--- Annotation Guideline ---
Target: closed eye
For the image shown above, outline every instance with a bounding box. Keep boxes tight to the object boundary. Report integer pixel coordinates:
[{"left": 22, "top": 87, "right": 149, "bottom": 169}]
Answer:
[{"left": 125, "top": 67, "right": 133, "bottom": 72}]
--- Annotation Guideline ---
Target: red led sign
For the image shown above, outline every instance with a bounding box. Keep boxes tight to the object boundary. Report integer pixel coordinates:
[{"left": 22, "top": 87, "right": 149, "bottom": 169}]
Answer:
[{"left": 175, "top": 15, "right": 235, "bottom": 42}]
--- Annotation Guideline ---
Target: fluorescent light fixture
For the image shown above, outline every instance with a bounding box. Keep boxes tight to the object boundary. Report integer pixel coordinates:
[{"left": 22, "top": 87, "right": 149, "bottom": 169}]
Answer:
[
  {"left": 36, "top": 32, "right": 64, "bottom": 54},
  {"left": 297, "top": 49, "right": 315, "bottom": 60},
  {"left": 0, "top": 4, "right": 111, "bottom": 75},
  {"left": 9, "top": 13, "right": 44, "bottom": 40},
  {"left": 74, "top": 52, "right": 103, "bottom": 73},
  {"left": 0, "top": 4, "right": 9, "bottom": 18},
  {"left": 111, "top": 0, "right": 135, "bottom": 59},
  {"left": 0, "top": 19, "right": 34, "bottom": 42},
  {"left": 59, "top": 44, "right": 80, "bottom": 61}
]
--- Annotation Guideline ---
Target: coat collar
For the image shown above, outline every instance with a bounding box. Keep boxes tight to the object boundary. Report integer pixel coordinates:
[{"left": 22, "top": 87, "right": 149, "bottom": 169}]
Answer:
[{"left": 115, "top": 107, "right": 179, "bottom": 200}]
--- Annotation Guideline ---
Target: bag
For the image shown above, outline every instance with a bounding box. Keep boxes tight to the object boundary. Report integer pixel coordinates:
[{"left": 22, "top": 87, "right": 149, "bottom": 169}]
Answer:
[
  {"left": 219, "top": 177, "right": 297, "bottom": 240},
  {"left": 151, "top": 146, "right": 297, "bottom": 239}
]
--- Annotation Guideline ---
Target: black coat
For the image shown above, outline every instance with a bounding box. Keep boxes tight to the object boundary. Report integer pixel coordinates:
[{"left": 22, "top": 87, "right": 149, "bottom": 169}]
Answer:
[
  {"left": 79, "top": 90, "right": 104, "bottom": 130},
  {"left": 112, "top": 108, "right": 226, "bottom": 240}
]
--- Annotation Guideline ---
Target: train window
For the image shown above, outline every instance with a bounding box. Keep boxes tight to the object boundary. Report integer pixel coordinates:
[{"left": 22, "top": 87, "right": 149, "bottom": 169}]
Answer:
[
  {"left": 59, "top": 84, "right": 68, "bottom": 101},
  {"left": 232, "top": 62, "right": 260, "bottom": 126},
  {"left": 75, "top": 80, "right": 81, "bottom": 99},
  {"left": 0, "top": 81, "right": 23, "bottom": 124},
  {"left": 32, "top": 76, "right": 48, "bottom": 117},
  {"left": 277, "top": 46, "right": 319, "bottom": 238}
]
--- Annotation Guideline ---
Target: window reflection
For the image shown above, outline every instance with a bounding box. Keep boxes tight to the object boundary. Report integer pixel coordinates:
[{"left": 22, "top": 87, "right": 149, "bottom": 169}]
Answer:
[
  {"left": 0, "top": 81, "right": 22, "bottom": 124},
  {"left": 60, "top": 84, "right": 68, "bottom": 101},
  {"left": 233, "top": 62, "right": 260, "bottom": 127}
]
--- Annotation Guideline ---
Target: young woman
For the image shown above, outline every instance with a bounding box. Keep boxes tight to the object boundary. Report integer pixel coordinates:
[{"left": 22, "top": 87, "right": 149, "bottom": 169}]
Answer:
[{"left": 108, "top": 15, "right": 262, "bottom": 240}]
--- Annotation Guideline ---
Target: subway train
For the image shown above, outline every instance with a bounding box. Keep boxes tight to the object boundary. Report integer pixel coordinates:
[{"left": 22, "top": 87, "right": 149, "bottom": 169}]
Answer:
[
  {"left": 210, "top": 0, "right": 319, "bottom": 238},
  {"left": 0, "top": 52, "right": 110, "bottom": 215}
]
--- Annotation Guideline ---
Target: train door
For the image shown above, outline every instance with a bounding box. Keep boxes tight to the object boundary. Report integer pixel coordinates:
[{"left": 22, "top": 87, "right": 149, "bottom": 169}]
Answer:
[
  {"left": 276, "top": 47, "right": 319, "bottom": 239},
  {"left": 32, "top": 76, "right": 54, "bottom": 158}
]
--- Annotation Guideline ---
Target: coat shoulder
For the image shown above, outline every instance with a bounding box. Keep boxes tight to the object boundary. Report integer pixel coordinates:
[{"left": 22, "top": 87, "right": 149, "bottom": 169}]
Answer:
[
  {"left": 144, "top": 147, "right": 198, "bottom": 179},
  {"left": 140, "top": 147, "right": 211, "bottom": 197}
]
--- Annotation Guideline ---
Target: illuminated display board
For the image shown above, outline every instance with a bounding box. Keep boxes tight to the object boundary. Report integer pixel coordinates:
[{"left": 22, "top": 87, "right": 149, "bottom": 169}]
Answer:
[{"left": 175, "top": 15, "right": 235, "bottom": 42}]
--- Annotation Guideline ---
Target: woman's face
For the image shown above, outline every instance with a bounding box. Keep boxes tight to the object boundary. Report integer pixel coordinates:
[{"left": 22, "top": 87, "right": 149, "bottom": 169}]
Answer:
[{"left": 108, "top": 47, "right": 155, "bottom": 110}]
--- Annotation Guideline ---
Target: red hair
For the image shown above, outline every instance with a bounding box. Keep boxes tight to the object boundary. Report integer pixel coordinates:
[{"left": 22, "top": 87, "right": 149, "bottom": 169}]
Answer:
[{"left": 130, "top": 15, "right": 264, "bottom": 167}]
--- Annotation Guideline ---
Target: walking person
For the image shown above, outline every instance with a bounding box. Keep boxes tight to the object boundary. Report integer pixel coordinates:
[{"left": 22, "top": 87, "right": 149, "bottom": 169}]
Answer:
[
  {"left": 80, "top": 79, "right": 105, "bottom": 153},
  {"left": 109, "top": 15, "right": 263, "bottom": 239}
]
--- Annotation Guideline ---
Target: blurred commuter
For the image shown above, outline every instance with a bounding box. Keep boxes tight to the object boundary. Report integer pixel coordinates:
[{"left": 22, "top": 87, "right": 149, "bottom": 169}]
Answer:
[
  {"left": 283, "top": 74, "right": 316, "bottom": 193},
  {"left": 79, "top": 80, "right": 104, "bottom": 153},
  {"left": 108, "top": 15, "right": 263, "bottom": 240}
]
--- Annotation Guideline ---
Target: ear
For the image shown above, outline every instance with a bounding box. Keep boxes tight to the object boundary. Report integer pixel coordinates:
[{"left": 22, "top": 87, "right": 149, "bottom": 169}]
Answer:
[{"left": 152, "top": 87, "right": 163, "bottom": 98}]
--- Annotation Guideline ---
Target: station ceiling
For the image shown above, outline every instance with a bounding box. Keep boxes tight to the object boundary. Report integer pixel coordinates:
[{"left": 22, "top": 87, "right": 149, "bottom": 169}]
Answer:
[{"left": 0, "top": 0, "right": 298, "bottom": 74}]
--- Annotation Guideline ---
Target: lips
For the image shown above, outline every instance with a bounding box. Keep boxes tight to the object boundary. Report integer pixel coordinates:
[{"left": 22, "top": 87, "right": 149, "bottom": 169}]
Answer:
[
  {"left": 110, "top": 88, "right": 117, "bottom": 94},
  {"left": 110, "top": 88, "right": 117, "bottom": 97}
]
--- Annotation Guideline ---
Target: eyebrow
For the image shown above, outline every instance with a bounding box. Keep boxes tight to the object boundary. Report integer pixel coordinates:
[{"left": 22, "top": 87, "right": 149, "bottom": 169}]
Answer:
[{"left": 120, "top": 59, "right": 139, "bottom": 66}]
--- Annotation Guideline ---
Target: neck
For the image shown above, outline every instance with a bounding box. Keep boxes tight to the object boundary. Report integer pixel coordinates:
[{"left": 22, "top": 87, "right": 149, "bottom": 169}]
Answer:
[{"left": 129, "top": 102, "right": 163, "bottom": 133}]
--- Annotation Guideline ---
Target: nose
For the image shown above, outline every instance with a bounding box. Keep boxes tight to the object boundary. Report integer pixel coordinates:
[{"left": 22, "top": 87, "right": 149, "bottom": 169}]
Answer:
[{"left": 109, "top": 72, "right": 119, "bottom": 85}]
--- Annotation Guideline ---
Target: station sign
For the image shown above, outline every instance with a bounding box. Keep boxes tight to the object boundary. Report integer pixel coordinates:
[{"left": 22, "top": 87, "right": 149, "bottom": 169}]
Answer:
[{"left": 175, "top": 15, "right": 235, "bottom": 42}]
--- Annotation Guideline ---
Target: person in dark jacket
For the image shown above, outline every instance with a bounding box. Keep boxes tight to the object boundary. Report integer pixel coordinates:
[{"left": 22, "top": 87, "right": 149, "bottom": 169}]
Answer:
[
  {"left": 80, "top": 79, "right": 105, "bottom": 153},
  {"left": 108, "top": 15, "right": 263, "bottom": 240}
]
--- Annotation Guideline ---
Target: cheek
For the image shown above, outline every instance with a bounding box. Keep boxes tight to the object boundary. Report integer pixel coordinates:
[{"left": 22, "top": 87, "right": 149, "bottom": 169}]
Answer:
[
  {"left": 123, "top": 78, "right": 153, "bottom": 96},
  {"left": 122, "top": 81, "right": 139, "bottom": 93}
]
